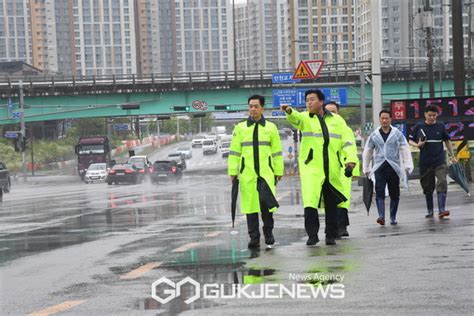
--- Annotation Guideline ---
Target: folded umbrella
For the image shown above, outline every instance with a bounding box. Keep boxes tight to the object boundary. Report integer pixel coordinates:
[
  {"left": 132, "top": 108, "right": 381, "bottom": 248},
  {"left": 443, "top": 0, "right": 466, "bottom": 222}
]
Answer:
[
  {"left": 231, "top": 178, "right": 239, "bottom": 228},
  {"left": 449, "top": 163, "right": 471, "bottom": 196},
  {"left": 362, "top": 176, "right": 374, "bottom": 215},
  {"left": 257, "top": 177, "right": 279, "bottom": 210}
]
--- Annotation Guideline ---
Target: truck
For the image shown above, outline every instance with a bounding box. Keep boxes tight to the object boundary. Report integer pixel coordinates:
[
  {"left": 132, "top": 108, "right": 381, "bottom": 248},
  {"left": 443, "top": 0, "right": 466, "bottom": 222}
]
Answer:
[
  {"left": 213, "top": 126, "right": 227, "bottom": 140},
  {"left": 75, "top": 136, "right": 110, "bottom": 180}
]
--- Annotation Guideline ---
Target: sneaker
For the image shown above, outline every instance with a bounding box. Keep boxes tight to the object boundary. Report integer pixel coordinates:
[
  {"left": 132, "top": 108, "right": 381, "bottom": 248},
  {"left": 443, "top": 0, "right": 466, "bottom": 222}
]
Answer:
[
  {"left": 306, "top": 236, "right": 319, "bottom": 246},
  {"left": 325, "top": 238, "right": 336, "bottom": 246},
  {"left": 376, "top": 218, "right": 385, "bottom": 226},
  {"left": 438, "top": 210, "right": 450, "bottom": 218},
  {"left": 248, "top": 239, "right": 260, "bottom": 249},
  {"left": 265, "top": 235, "right": 275, "bottom": 246}
]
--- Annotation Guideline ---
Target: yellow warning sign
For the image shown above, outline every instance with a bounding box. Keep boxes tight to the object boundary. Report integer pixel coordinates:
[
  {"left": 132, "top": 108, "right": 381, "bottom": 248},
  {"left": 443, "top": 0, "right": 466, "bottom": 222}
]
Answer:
[{"left": 292, "top": 60, "right": 314, "bottom": 80}]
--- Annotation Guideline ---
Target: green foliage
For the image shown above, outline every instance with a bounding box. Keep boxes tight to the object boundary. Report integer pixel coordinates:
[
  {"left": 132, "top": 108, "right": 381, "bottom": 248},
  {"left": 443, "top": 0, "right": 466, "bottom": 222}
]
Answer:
[{"left": 0, "top": 143, "right": 21, "bottom": 172}]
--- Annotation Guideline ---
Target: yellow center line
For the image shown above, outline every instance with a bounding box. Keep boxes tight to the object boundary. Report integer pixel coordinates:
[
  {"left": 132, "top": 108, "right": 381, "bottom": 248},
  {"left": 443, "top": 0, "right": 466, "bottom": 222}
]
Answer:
[
  {"left": 120, "top": 262, "right": 162, "bottom": 280},
  {"left": 27, "top": 300, "right": 86, "bottom": 316},
  {"left": 205, "top": 231, "right": 222, "bottom": 237},
  {"left": 172, "top": 242, "right": 200, "bottom": 252}
]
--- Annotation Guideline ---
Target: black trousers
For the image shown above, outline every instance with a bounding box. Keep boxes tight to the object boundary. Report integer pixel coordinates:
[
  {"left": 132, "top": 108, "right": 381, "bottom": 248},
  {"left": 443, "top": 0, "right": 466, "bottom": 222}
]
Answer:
[
  {"left": 304, "top": 182, "right": 339, "bottom": 239},
  {"left": 246, "top": 204, "right": 273, "bottom": 240},
  {"left": 337, "top": 208, "right": 349, "bottom": 229}
]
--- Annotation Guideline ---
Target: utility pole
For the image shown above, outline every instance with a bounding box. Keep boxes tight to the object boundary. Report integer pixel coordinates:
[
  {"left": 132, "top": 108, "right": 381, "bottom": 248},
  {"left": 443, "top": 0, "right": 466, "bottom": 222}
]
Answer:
[
  {"left": 333, "top": 40, "right": 338, "bottom": 81},
  {"left": 424, "top": 0, "right": 435, "bottom": 97},
  {"left": 232, "top": 0, "right": 238, "bottom": 81},
  {"left": 360, "top": 72, "right": 366, "bottom": 147},
  {"left": 156, "top": 116, "right": 161, "bottom": 148},
  {"left": 19, "top": 81, "right": 26, "bottom": 182},
  {"left": 370, "top": 0, "right": 382, "bottom": 128},
  {"left": 452, "top": 0, "right": 465, "bottom": 96}
]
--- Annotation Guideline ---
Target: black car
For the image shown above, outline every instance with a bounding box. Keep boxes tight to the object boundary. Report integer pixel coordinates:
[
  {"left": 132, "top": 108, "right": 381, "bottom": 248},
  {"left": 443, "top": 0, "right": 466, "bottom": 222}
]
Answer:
[
  {"left": 150, "top": 160, "right": 183, "bottom": 184},
  {"left": 167, "top": 153, "right": 187, "bottom": 170},
  {"left": 107, "top": 164, "right": 142, "bottom": 185}
]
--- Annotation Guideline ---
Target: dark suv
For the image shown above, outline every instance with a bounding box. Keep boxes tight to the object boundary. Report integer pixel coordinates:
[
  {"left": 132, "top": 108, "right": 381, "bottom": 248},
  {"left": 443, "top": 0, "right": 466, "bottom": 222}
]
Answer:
[{"left": 150, "top": 160, "right": 183, "bottom": 184}]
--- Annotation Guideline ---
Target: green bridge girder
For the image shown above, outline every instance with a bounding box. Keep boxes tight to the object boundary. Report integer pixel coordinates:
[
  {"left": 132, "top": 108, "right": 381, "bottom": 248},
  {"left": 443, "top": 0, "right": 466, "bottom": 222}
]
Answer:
[{"left": 0, "top": 79, "right": 471, "bottom": 125}]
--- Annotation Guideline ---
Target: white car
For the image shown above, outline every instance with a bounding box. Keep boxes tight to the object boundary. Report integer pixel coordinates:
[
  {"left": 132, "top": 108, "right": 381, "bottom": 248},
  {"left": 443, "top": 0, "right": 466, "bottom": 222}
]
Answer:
[
  {"left": 221, "top": 141, "right": 231, "bottom": 158},
  {"left": 176, "top": 146, "right": 192, "bottom": 159},
  {"left": 192, "top": 135, "right": 207, "bottom": 148},
  {"left": 202, "top": 139, "right": 217, "bottom": 155},
  {"left": 206, "top": 133, "right": 218, "bottom": 142},
  {"left": 84, "top": 163, "right": 107, "bottom": 183}
]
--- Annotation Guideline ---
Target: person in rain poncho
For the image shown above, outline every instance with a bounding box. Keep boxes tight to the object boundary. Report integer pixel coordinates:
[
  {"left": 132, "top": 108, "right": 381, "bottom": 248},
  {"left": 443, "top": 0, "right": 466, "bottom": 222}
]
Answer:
[
  {"left": 363, "top": 110, "right": 414, "bottom": 225},
  {"left": 325, "top": 101, "right": 360, "bottom": 238},
  {"left": 228, "top": 95, "right": 284, "bottom": 249}
]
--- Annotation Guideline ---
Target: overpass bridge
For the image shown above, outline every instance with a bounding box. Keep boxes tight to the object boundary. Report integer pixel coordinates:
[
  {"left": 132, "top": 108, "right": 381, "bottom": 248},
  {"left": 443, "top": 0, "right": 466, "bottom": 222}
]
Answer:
[{"left": 0, "top": 61, "right": 471, "bottom": 125}]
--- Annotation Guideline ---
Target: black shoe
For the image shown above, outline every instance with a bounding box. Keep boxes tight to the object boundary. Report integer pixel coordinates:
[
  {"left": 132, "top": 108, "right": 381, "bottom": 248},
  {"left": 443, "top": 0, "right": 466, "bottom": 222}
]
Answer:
[
  {"left": 248, "top": 239, "right": 260, "bottom": 249},
  {"left": 425, "top": 210, "right": 434, "bottom": 218},
  {"left": 306, "top": 236, "right": 319, "bottom": 246},
  {"left": 337, "top": 228, "right": 349, "bottom": 237},
  {"left": 325, "top": 238, "right": 336, "bottom": 246},
  {"left": 265, "top": 235, "right": 275, "bottom": 245}
]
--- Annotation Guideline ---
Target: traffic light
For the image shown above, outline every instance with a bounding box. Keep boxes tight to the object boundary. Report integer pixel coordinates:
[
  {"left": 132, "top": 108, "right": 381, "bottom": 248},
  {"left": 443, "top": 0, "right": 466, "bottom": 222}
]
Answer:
[
  {"left": 121, "top": 103, "right": 140, "bottom": 110},
  {"left": 14, "top": 136, "right": 26, "bottom": 152},
  {"left": 214, "top": 105, "right": 231, "bottom": 111},
  {"left": 173, "top": 106, "right": 190, "bottom": 111}
]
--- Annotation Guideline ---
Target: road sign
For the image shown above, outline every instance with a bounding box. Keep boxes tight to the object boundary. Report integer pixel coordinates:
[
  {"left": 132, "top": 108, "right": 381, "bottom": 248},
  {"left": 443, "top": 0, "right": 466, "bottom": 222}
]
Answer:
[
  {"left": 272, "top": 73, "right": 301, "bottom": 84},
  {"left": 113, "top": 124, "right": 129, "bottom": 131},
  {"left": 272, "top": 87, "right": 348, "bottom": 107},
  {"left": 304, "top": 60, "right": 324, "bottom": 79},
  {"left": 288, "top": 146, "right": 293, "bottom": 154},
  {"left": 11, "top": 111, "right": 22, "bottom": 119},
  {"left": 4, "top": 131, "right": 19, "bottom": 138},
  {"left": 292, "top": 60, "right": 314, "bottom": 80},
  {"left": 271, "top": 111, "right": 286, "bottom": 117}
]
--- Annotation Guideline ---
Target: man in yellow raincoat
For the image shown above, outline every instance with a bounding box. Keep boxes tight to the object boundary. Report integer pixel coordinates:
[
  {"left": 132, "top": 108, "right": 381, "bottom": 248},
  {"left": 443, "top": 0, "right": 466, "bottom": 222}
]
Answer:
[
  {"left": 228, "top": 95, "right": 284, "bottom": 249},
  {"left": 325, "top": 101, "right": 360, "bottom": 238},
  {"left": 282, "top": 90, "right": 357, "bottom": 246}
]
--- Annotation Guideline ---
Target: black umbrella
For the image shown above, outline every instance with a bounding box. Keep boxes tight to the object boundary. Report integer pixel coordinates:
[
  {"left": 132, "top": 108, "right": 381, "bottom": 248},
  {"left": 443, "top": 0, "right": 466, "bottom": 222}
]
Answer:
[
  {"left": 362, "top": 176, "right": 374, "bottom": 215},
  {"left": 449, "top": 163, "right": 471, "bottom": 196},
  {"left": 257, "top": 177, "right": 279, "bottom": 210},
  {"left": 231, "top": 178, "right": 239, "bottom": 228}
]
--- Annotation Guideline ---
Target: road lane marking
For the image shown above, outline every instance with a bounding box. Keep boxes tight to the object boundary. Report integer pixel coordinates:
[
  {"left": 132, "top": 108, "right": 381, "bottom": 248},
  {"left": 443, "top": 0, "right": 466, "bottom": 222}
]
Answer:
[
  {"left": 120, "top": 262, "right": 162, "bottom": 280},
  {"left": 172, "top": 242, "right": 200, "bottom": 252},
  {"left": 27, "top": 300, "right": 86, "bottom": 316},
  {"left": 205, "top": 231, "right": 222, "bottom": 237}
]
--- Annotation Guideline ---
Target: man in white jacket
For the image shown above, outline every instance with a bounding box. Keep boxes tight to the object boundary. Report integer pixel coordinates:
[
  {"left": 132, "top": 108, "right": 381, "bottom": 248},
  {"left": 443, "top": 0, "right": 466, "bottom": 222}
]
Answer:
[{"left": 363, "top": 110, "right": 414, "bottom": 225}]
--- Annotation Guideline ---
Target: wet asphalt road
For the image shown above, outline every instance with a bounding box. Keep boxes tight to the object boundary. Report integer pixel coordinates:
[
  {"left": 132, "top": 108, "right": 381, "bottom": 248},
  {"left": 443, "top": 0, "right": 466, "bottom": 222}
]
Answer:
[{"left": 0, "top": 142, "right": 473, "bottom": 315}]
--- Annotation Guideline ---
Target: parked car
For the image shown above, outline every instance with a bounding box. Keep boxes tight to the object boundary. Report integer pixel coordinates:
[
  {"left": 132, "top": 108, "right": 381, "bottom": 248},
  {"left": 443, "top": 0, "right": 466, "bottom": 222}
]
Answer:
[
  {"left": 221, "top": 141, "right": 231, "bottom": 158},
  {"left": 127, "top": 155, "right": 152, "bottom": 169},
  {"left": 167, "top": 152, "right": 187, "bottom": 170},
  {"left": 202, "top": 139, "right": 217, "bottom": 155},
  {"left": 150, "top": 160, "right": 183, "bottom": 184},
  {"left": 191, "top": 135, "right": 207, "bottom": 148},
  {"left": 176, "top": 146, "right": 192, "bottom": 159},
  {"left": 107, "top": 164, "right": 142, "bottom": 185},
  {"left": 84, "top": 163, "right": 107, "bottom": 183},
  {"left": 0, "top": 162, "right": 11, "bottom": 193}
]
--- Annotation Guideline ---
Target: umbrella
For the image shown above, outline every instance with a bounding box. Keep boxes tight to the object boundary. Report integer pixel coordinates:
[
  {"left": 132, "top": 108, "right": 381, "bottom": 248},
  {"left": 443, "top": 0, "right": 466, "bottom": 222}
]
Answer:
[
  {"left": 257, "top": 177, "right": 279, "bottom": 210},
  {"left": 362, "top": 176, "right": 374, "bottom": 215},
  {"left": 449, "top": 163, "right": 471, "bottom": 196},
  {"left": 231, "top": 178, "right": 239, "bottom": 228}
]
